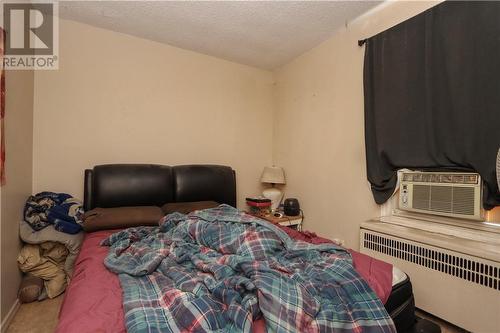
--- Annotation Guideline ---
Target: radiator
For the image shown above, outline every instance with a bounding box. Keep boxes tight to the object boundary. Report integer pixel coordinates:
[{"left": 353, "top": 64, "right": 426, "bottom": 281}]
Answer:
[{"left": 360, "top": 222, "right": 500, "bottom": 333}]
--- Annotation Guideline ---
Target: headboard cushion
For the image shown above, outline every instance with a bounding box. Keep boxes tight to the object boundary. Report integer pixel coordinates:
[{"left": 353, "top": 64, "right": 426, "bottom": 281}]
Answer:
[
  {"left": 85, "top": 164, "right": 173, "bottom": 210},
  {"left": 173, "top": 165, "right": 236, "bottom": 207},
  {"left": 84, "top": 164, "right": 236, "bottom": 211}
]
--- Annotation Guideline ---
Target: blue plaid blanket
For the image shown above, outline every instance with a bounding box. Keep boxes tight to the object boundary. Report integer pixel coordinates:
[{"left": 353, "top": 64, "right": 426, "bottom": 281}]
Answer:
[{"left": 103, "top": 205, "right": 395, "bottom": 333}]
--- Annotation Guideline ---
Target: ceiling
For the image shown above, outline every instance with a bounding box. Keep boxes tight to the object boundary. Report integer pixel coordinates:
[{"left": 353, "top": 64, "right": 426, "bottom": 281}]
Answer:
[{"left": 59, "top": 1, "right": 381, "bottom": 70}]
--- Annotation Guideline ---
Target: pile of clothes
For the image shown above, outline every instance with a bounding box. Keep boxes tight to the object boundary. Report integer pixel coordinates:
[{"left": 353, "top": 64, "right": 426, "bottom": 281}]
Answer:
[
  {"left": 17, "top": 192, "right": 84, "bottom": 302},
  {"left": 18, "top": 242, "right": 69, "bottom": 299},
  {"left": 24, "top": 192, "right": 84, "bottom": 234}
]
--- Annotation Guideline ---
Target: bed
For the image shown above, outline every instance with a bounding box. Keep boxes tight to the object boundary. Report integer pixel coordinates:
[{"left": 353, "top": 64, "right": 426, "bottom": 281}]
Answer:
[{"left": 56, "top": 164, "right": 420, "bottom": 333}]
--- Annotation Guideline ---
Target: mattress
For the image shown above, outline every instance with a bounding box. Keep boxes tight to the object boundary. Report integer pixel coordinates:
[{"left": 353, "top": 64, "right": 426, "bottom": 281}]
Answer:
[
  {"left": 57, "top": 229, "right": 415, "bottom": 333},
  {"left": 392, "top": 266, "right": 408, "bottom": 286},
  {"left": 387, "top": 267, "right": 416, "bottom": 332}
]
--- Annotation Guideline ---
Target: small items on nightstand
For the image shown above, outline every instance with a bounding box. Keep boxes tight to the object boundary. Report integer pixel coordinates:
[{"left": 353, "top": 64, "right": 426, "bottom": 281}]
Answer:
[
  {"left": 283, "top": 198, "right": 300, "bottom": 216},
  {"left": 246, "top": 197, "right": 272, "bottom": 216},
  {"left": 246, "top": 197, "right": 303, "bottom": 231},
  {"left": 262, "top": 212, "right": 303, "bottom": 231}
]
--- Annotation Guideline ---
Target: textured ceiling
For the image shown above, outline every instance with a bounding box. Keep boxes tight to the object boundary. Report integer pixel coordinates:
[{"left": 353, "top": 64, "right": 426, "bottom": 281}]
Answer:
[{"left": 59, "top": 1, "right": 381, "bottom": 70}]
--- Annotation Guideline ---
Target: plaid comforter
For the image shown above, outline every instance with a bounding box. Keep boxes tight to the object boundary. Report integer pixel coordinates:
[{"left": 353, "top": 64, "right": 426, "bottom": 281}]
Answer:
[{"left": 103, "top": 205, "right": 395, "bottom": 333}]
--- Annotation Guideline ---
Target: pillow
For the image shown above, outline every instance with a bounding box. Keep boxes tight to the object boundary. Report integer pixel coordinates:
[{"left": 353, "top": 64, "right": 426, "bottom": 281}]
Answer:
[
  {"left": 161, "top": 201, "right": 219, "bottom": 215},
  {"left": 83, "top": 206, "right": 163, "bottom": 232}
]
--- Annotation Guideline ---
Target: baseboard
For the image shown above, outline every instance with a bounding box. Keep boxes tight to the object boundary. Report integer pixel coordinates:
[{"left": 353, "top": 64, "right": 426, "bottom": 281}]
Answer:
[{"left": 0, "top": 298, "right": 20, "bottom": 333}]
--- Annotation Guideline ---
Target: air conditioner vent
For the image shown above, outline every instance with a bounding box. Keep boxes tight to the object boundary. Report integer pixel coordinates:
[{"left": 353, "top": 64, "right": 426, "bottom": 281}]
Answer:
[
  {"left": 362, "top": 232, "right": 500, "bottom": 291},
  {"left": 412, "top": 185, "right": 430, "bottom": 210},
  {"left": 452, "top": 187, "right": 475, "bottom": 215},
  {"left": 430, "top": 185, "right": 452, "bottom": 213}
]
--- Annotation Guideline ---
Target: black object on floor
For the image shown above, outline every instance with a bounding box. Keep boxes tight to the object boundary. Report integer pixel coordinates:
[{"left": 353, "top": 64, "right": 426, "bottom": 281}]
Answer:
[
  {"left": 385, "top": 277, "right": 416, "bottom": 332},
  {"left": 403, "top": 317, "right": 442, "bottom": 333}
]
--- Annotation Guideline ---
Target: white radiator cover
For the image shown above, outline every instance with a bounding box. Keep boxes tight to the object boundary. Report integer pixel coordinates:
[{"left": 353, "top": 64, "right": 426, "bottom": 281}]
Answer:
[{"left": 360, "top": 221, "right": 500, "bottom": 333}]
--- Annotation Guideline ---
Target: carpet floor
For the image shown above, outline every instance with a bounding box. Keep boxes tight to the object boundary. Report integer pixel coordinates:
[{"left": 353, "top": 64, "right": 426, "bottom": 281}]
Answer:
[{"left": 6, "top": 296, "right": 63, "bottom": 333}]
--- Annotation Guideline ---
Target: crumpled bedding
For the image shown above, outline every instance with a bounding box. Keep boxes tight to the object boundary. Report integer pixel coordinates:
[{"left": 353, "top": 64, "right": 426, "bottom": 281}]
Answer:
[
  {"left": 24, "top": 192, "right": 83, "bottom": 234},
  {"left": 103, "top": 205, "right": 395, "bottom": 333},
  {"left": 17, "top": 242, "right": 68, "bottom": 298},
  {"left": 56, "top": 226, "right": 395, "bottom": 333},
  {"left": 19, "top": 220, "right": 84, "bottom": 278},
  {"left": 278, "top": 225, "right": 393, "bottom": 304}
]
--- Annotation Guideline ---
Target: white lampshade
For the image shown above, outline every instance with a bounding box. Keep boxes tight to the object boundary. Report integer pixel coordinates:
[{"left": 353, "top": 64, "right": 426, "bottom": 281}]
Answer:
[{"left": 260, "top": 166, "right": 285, "bottom": 184}]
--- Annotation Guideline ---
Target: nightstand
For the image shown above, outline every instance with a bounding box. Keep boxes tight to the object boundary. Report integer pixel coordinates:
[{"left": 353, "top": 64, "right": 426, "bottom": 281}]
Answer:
[{"left": 248, "top": 212, "right": 303, "bottom": 231}]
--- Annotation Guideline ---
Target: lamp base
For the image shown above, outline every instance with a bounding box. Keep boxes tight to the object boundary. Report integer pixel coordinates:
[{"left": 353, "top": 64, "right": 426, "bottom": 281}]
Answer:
[{"left": 262, "top": 187, "right": 283, "bottom": 211}]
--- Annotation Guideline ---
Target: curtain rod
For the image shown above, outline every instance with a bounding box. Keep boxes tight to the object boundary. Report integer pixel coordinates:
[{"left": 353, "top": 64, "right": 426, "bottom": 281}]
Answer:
[{"left": 358, "top": 39, "right": 367, "bottom": 47}]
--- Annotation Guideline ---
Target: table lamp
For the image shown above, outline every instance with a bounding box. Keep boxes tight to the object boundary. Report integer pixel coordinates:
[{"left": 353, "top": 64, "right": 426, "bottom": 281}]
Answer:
[{"left": 260, "top": 166, "right": 285, "bottom": 211}]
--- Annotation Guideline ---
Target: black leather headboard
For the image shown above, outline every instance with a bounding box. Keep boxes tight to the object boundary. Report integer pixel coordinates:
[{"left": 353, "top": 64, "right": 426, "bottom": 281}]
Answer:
[
  {"left": 84, "top": 164, "right": 236, "bottom": 211},
  {"left": 173, "top": 165, "right": 236, "bottom": 206}
]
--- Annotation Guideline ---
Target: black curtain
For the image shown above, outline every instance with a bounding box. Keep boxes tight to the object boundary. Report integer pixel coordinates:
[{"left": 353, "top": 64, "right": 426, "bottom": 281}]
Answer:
[{"left": 364, "top": 1, "right": 500, "bottom": 209}]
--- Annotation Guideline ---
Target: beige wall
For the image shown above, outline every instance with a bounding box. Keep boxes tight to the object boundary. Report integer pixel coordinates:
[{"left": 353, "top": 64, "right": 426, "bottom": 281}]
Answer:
[
  {"left": 33, "top": 19, "right": 274, "bottom": 208},
  {"left": 1, "top": 70, "right": 34, "bottom": 321},
  {"left": 32, "top": 2, "right": 444, "bottom": 251},
  {"left": 273, "top": 1, "right": 441, "bottom": 249}
]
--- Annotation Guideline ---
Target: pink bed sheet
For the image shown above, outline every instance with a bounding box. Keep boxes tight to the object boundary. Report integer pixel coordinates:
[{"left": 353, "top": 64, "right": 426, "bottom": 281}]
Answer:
[
  {"left": 56, "top": 229, "right": 126, "bottom": 333},
  {"left": 56, "top": 227, "right": 392, "bottom": 333}
]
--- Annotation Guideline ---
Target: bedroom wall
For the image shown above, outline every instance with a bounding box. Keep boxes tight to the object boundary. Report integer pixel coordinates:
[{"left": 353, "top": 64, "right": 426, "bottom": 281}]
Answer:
[
  {"left": 273, "top": 1, "right": 441, "bottom": 249},
  {"left": 32, "top": 19, "right": 274, "bottom": 208},
  {"left": 0, "top": 70, "right": 34, "bottom": 323}
]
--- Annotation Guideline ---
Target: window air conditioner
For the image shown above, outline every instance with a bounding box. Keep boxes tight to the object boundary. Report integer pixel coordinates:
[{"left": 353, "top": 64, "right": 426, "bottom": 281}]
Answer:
[{"left": 398, "top": 171, "right": 483, "bottom": 221}]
